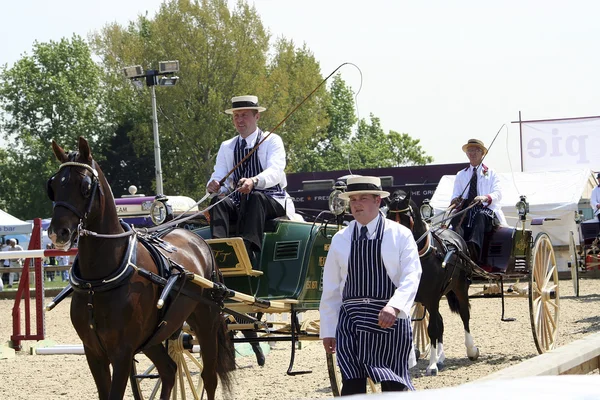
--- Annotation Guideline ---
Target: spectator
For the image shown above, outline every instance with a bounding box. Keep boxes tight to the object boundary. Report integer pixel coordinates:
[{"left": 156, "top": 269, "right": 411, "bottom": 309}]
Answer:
[{"left": 4, "top": 239, "right": 24, "bottom": 288}]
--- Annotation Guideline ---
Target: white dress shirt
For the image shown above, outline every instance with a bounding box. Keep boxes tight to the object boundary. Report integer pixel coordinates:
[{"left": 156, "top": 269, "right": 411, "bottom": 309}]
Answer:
[
  {"left": 208, "top": 128, "right": 296, "bottom": 219},
  {"left": 591, "top": 186, "right": 600, "bottom": 215},
  {"left": 451, "top": 164, "right": 507, "bottom": 225},
  {"left": 319, "top": 217, "right": 422, "bottom": 339}
]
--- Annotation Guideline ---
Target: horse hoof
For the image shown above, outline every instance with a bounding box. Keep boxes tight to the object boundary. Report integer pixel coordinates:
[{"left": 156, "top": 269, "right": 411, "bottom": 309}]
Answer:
[
  {"left": 468, "top": 348, "right": 480, "bottom": 361},
  {"left": 426, "top": 369, "right": 437, "bottom": 377},
  {"left": 436, "top": 362, "right": 445, "bottom": 371}
]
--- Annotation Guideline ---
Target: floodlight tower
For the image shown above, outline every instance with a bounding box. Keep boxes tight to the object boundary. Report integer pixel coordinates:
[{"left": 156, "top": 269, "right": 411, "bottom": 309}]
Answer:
[{"left": 122, "top": 61, "right": 180, "bottom": 196}]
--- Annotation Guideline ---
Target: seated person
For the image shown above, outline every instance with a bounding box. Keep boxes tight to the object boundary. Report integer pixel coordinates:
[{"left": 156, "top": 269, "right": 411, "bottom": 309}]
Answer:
[
  {"left": 206, "top": 95, "right": 296, "bottom": 266},
  {"left": 591, "top": 173, "right": 600, "bottom": 225},
  {"left": 450, "top": 139, "right": 506, "bottom": 262}
]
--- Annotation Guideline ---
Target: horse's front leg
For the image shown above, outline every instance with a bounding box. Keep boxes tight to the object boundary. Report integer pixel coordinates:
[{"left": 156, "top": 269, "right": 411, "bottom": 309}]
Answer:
[
  {"left": 108, "top": 352, "right": 135, "bottom": 400},
  {"left": 82, "top": 345, "right": 111, "bottom": 399},
  {"left": 425, "top": 308, "right": 444, "bottom": 376}
]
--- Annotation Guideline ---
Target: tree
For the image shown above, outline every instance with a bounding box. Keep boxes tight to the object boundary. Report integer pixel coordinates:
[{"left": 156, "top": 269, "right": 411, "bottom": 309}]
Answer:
[
  {"left": 0, "top": 35, "right": 112, "bottom": 219},
  {"left": 349, "top": 114, "right": 434, "bottom": 169}
]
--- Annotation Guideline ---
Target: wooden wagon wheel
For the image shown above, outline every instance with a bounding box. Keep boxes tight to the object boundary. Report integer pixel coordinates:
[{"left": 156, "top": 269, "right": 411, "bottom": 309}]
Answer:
[
  {"left": 411, "top": 302, "right": 430, "bottom": 359},
  {"left": 130, "top": 330, "right": 205, "bottom": 400},
  {"left": 528, "top": 232, "right": 560, "bottom": 354},
  {"left": 568, "top": 230, "right": 580, "bottom": 297},
  {"left": 326, "top": 353, "right": 378, "bottom": 396}
]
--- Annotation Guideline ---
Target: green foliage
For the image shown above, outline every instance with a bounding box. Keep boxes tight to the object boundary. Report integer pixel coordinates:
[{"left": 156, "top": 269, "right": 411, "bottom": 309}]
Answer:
[
  {"left": 294, "top": 76, "right": 433, "bottom": 172},
  {"left": 0, "top": 35, "right": 112, "bottom": 219}
]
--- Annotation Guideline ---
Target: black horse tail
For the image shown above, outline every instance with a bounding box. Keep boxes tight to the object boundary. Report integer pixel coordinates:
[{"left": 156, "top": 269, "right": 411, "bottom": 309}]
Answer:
[
  {"left": 446, "top": 290, "right": 461, "bottom": 314},
  {"left": 215, "top": 313, "right": 236, "bottom": 392}
]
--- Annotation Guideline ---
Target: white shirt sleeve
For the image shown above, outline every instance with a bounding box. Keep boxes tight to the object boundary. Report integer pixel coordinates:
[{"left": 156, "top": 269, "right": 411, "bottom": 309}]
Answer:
[
  {"left": 384, "top": 223, "right": 422, "bottom": 318},
  {"left": 256, "top": 133, "right": 286, "bottom": 189}
]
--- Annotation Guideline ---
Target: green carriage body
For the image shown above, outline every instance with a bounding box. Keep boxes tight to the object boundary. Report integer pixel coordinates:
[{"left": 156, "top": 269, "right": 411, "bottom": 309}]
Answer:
[{"left": 193, "top": 219, "right": 340, "bottom": 311}]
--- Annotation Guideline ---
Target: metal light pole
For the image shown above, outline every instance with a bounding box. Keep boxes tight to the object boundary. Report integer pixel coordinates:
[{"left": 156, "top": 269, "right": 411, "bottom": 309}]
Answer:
[
  {"left": 149, "top": 85, "right": 164, "bottom": 195},
  {"left": 123, "top": 61, "right": 180, "bottom": 196}
]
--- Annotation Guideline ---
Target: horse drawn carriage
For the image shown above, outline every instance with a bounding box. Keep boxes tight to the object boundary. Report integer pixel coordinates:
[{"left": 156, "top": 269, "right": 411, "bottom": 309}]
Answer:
[{"left": 569, "top": 216, "right": 600, "bottom": 297}]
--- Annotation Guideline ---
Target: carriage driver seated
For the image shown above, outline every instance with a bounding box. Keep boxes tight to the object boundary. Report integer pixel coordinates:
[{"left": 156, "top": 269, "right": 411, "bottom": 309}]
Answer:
[
  {"left": 449, "top": 139, "right": 506, "bottom": 263},
  {"left": 206, "top": 95, "right": 298, "bottom": 269}
]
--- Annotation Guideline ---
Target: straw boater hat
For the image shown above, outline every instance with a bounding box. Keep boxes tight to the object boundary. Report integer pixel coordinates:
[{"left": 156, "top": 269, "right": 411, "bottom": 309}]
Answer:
[
  {"left": 461, "top": 139, "right": 488, "bottom": 155},
  {"left": 225, "top": 95, "right": 267, "bottom": 114},
  {"left": 339, "top": 176, "right": 390, "bottom": 200}
]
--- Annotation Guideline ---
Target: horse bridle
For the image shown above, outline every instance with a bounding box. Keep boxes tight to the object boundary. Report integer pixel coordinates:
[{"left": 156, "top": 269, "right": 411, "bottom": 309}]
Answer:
[
  {"left": 388, "top": 201, "right": 434, "bottom": 257},
  {"left": 47, "top": 160, "right": 101, "bottom": 229}
]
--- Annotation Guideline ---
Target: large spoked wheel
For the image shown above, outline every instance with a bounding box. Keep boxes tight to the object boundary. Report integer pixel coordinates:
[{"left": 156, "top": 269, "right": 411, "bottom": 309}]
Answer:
[
  {"left": 411, "top": 302, "right": 430, "bottom": 359},
  {"left": 130, "top": 331, "right": 204, "bottom": 400},
  {"left": 569, "top": 230, "right": 579, "bottom": 297},
  {"left": 529, "top": 232, "right": 560, "bottom": 354},
  {"left": 326, "top": 353, "right": 379, "bottom": 396}
]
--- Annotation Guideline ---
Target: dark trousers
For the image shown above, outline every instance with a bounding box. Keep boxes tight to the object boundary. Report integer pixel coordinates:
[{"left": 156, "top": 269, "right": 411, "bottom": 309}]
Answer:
[
  {"left": 341, "top": 378, "right": 406, "bottom": 395},
  {"left": 451, "top": 211, "right": 495, "bottom": 262},
  {"left": 209, "top": 191, "right": 285, "bottom": 252}
]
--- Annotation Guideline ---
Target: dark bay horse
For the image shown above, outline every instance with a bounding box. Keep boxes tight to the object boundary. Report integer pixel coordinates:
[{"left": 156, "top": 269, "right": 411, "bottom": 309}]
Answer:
[
  {"left": 387, "top": 190, "right": 479, "bottom": 376},
  {"left": 47, "top": 137, "right": 233, "bottom": 400}
]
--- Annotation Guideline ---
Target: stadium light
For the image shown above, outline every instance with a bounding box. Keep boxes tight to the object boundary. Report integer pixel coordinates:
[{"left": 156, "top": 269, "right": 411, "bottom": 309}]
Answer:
[{"left": 122, "top": 60, "right": 180, "bottom": 196}]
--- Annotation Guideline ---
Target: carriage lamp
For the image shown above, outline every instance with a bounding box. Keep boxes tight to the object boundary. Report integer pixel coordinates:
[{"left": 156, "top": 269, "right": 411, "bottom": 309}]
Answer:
[
  {"left": 328, "top": 190, "right": 348, "bottom": 216},
  {"left": 516, "top": 195, "right": 529, "bottom": 221},
  {"left": 420, "top": 199, "right": 434, "bottom": 220},
  {"left": 574, "top": 210, "right": 583, "bottom": 224},
  {"left": 150, "top": 195, "right": 173, "bottom": 225}
]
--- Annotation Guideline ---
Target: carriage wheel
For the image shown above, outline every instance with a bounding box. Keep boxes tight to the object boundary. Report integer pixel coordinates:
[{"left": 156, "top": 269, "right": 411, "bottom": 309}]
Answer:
[
  {"left": 130, "top": 331, "right": 205, "bottom": 400},
  {"left": 529, "top": 232, "right": 560, "bottom": 354},
  {"left": 326, "top": 353, "right": 379, "bottom": 396},
  {"left": 411, "top": 302, "right": 430, "bottom": 359},
  {"left": 569, "top": 230, "right": 579, "bottom": 297}
]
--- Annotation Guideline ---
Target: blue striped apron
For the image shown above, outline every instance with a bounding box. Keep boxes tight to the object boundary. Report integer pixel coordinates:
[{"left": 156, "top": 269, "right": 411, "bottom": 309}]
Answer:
[
  {"left": 336, "top": 216, "right": 415, "bottom": 390},
  {"left": 231, "top": 130, "right": 286, "bottom": 206}
]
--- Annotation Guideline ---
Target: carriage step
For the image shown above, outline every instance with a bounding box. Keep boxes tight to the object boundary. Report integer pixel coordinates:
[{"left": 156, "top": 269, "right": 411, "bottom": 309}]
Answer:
[{"left": 205, "top": 238, "right": 263, "bottom": 277}]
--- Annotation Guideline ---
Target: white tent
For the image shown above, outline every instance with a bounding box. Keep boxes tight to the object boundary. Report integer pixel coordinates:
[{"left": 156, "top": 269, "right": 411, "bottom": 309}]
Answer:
[
  {"left": 0, "top": 209, "right": 33, "bottom": 235},
  {"left": 430, "top": 169, "right": 596, "bottom": 271}
]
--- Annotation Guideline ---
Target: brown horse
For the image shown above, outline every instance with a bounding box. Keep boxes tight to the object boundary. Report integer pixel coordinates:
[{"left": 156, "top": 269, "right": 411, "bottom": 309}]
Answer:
[{"left": 47, "top": 137, "right": 233, "bottom": 400}]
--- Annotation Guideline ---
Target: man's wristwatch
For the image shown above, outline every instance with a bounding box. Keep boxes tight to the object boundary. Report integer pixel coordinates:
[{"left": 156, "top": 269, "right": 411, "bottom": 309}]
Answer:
[{"left": 251, "top": 177, "right": 259, "bottom": 187}]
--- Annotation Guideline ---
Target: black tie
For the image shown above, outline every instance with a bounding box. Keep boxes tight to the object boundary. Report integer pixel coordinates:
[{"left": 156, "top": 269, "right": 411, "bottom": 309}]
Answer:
[
  {"left": 359, "top": 226, "right": 369, "bottom": 240},
  {"left": 467, "top": 167, "right": 478, "bottom": 203},
  {"left": 241, "top": 138, "right": 247, "bottom": 149}
]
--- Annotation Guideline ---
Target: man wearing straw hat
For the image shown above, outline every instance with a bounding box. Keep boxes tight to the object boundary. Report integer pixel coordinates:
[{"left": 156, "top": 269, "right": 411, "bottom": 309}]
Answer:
[
  {"left": 450, "top": 139, "right": 506, "bottom": 263},
  {"left": 320, "top": 176, "right": 422, "bottom": 394},
  {"left": 207, "top": 95, "right": 295, "bottom": 366}
]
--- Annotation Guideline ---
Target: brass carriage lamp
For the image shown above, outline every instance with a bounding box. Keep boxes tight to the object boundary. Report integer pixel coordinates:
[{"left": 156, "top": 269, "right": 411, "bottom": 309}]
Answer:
[
  {"left": 150, "top": 195, "right": 173, "bottom": 225},
  {"left": 516, "top": 195, "right": 529, "bottom": 221},
  {"left": 420, "top": 199, "right": 434, "bottom": 220},
  {"left": 328, "top": 181, "right": 348, "bottom": 216}
]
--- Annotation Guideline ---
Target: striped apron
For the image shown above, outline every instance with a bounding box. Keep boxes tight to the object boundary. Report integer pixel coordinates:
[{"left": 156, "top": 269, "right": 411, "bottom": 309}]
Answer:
[
  {"left": 336, "top": 216, "right": 415, "bottom": 390},
  {"left": 231, "top": 130, "right": 286, "bottom": 206}
]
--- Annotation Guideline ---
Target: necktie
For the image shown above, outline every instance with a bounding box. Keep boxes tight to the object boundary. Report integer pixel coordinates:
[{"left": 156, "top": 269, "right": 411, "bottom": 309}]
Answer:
[
  {"left": 359, "top": 226, "right": 369, "bottom": 240},
  {"left": 241, "top": 138, "right": 247, "bottom": 149},
  {"left": 467, "top": 167, "right": 478, "bottom": 203}
]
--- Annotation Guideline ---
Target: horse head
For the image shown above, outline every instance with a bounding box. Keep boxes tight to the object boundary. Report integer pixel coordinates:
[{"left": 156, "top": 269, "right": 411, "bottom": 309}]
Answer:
[
  {"left": 47, "top": 137, "right": 118, "bottom": 250},
  {"left": 387, "top": 189, "right": 428, "bottom": 239}
]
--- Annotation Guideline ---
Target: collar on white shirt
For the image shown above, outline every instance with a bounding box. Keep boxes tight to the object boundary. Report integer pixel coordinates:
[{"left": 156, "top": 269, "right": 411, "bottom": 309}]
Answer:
[
  {"left": 239, "top": 128, "right": 260, "bottom": 148},
  {"left": 357, "top": 215, "right": 380, "bottom": 239}
]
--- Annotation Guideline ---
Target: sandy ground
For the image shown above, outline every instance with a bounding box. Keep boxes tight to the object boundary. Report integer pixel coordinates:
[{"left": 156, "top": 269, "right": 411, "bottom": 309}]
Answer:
[{"left": 1, "top": 278, "right": 599, "bottom": 399}]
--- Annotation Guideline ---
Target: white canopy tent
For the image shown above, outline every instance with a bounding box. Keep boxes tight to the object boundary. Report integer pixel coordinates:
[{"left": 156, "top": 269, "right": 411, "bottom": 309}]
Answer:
[
  {"left": 429, "top": 169, "right": 596, "bottom": 271},
  {"left": 0, "top": 209, "right": 33, "bottom": 236}
]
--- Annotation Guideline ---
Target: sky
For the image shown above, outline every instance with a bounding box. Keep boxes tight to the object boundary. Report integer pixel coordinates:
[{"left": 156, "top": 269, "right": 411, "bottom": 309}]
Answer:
[{"left": 3, "top": 0, "right": 600, "bottom": 174}]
